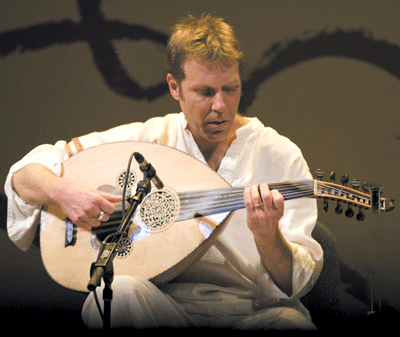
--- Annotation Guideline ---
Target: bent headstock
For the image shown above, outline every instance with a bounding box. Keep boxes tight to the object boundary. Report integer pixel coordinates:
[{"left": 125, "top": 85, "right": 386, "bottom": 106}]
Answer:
[{"left": 314, "top": 169, "right": 394, "bottom": 221}]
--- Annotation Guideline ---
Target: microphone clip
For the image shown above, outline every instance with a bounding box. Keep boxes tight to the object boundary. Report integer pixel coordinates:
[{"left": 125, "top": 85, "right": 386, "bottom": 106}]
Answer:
[{"left": 133, "top": 152, "right": 164, "bottom": 189}]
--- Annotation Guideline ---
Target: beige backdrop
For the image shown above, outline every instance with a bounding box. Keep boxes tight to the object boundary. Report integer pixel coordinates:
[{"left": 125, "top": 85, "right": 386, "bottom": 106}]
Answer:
[{"left": 1, "top": 0, "right": 399, "bottom": 313}]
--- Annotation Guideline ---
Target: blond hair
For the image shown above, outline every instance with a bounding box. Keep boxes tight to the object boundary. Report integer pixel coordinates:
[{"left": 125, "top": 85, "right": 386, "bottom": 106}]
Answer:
[{"left": 166, "top": 14, "right": 243, "bottom": 82}]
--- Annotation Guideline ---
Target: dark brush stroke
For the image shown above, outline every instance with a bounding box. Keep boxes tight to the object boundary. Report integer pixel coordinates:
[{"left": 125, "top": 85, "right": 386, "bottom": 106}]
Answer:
[
  {"left": 76, "top": 0, "right": 169, "bottom": 100},
  {"left": 239, "top": 29, "right": 400, "bottom": 113},
  {"left": 1, "top": 0, "right": 400, "bottom": 108},
  {"left": 0, "top": 19, "right": 168, "bottom": 56},
  {"left": 0, "top": 0, "right": 169, "bottom": 101}
]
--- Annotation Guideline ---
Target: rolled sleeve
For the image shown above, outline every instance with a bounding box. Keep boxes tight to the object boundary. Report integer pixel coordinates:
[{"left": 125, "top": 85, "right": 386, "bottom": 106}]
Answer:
[
  {"left": 255, "top": 242, "right": 318, "bottom": 304},
  {"left": 5, "top": 141, "right": 68, "bottom": 251}
]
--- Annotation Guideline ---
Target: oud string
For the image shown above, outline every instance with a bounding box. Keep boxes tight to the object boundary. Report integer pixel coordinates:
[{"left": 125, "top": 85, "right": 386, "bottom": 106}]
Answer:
[
  {"left": 67, "top": 180, "right": 375, "bottom": 241},
  {"left": 176, "top": 181, "right": 315, "bottom": 220}
]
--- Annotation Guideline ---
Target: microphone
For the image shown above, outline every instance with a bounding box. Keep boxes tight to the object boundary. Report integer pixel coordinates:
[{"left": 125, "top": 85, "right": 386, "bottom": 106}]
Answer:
[{"left": 133, "top": 152, "right": 164, "bottom": 189}]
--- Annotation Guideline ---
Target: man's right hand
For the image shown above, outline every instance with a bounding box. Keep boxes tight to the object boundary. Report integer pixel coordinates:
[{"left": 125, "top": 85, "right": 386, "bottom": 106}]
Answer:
[
  {"left": 12, "top": 163, "right": 122, "bottom": 231},
  {"left": 50, "top": 177, "right": 122, "bottom": 231}
]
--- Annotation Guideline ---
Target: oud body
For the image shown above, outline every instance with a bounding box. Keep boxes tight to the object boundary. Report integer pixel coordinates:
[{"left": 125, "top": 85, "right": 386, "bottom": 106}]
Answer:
[{"left": 41, "top": 141, "right": 232, "bottom": 292}]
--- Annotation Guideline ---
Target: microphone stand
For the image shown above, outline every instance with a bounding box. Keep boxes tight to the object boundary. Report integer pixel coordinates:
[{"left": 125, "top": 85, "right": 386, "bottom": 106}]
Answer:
[{"left": 87, "top": 152, "right": 160, "bottom": 329}]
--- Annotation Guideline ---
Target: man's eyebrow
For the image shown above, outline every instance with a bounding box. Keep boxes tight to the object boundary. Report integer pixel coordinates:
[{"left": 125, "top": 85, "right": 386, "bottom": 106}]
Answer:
[
  {"left": 192, "top": 81, "right": 241, "bottom": 90},
  {"left": 223, "top": 83, "right": 241, "bottom": 88},
  {"left": 191, "top": 85, "right": 213, "bottom": 94},
  {"left": 192, "top": 85, "right": 212, "bottom": 90}
]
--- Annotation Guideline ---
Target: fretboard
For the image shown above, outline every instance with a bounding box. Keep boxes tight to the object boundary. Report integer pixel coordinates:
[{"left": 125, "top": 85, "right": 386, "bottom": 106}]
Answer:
[{"left": 176, "top": 180, "right": 315, "bottom": 221}]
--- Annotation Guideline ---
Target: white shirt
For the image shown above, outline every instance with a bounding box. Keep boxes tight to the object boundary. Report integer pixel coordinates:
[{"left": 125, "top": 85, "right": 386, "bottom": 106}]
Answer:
[{"left": 5, "top": 112, "right": 323, "bottom": 317}]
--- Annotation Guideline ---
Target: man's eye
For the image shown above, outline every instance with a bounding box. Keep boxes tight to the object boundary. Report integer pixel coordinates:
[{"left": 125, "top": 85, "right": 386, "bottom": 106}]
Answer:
[
  {"left": 201, "top": 89, "right": 214, "bottom": 97},
  {"left": 224, "top": 86, "right": 240, "bottom": 93}
]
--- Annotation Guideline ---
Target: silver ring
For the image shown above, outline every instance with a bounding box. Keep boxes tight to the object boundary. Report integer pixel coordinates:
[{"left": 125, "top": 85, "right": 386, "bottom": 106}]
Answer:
[
  {"left": 97, "top": 211, "right": 105, "bottom": 221},
  {"left": 254, "top": 203, "right": 262, "bottom": 209}
]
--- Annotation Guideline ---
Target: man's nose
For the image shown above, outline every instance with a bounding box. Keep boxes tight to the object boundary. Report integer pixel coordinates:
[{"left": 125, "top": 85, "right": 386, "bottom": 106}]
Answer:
[{"left": 211, "top": 91, "right": 228, "bottom": 112}]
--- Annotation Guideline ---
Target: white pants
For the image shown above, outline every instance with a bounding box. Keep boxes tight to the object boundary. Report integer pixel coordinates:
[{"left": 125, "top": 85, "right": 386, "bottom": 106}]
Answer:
[{"left": 82, "top": 275, "right": 317, "bottom": 330}]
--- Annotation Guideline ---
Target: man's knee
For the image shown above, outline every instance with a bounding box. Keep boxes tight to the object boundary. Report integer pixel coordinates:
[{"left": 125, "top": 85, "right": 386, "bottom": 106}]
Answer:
[
  {"left": 111, "top": 275, "right": 156, "bottom": 298},
  {"left": 267, "top": 307, "right": 317, "bottom": 330},
  {"left": 234, "top": 306, "right": 317, "bottom": 330}
]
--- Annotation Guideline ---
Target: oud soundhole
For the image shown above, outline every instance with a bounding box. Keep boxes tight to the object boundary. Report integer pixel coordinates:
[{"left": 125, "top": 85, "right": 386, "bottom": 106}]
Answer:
[
  {"left": 89, "top": 234, "right": 132, "bottom": 259},
  {"left": 116, "top": 238, "right": 132, "bottom": 259},
  {"left": 139, "top": 188, "right": 179, "bottom": 232},
  {"left": 117, "top": 170, "right": 137, "bottom": 190}
]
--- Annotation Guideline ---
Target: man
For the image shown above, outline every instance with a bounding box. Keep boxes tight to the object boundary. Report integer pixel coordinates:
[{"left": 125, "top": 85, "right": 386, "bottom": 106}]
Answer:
[{"left": 5, "top": 14, "right": 323, "bottom": 329}]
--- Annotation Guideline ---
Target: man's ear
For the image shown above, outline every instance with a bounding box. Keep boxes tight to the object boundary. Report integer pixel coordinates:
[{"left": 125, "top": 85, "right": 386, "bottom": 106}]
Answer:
[{"left": 166, "top": 73, "right": 180, "bottom": 101}]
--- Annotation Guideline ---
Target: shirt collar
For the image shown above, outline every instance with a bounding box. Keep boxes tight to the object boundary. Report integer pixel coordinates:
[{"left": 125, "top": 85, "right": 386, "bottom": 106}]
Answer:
[{"left": 179, "top": 112, "right": 262, "bottom": 140}]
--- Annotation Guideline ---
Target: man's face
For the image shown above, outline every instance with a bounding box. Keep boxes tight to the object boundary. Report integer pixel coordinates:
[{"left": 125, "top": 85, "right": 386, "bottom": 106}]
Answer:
[{"left": 167, "top": 58, "right": 242, "bottom": 146}]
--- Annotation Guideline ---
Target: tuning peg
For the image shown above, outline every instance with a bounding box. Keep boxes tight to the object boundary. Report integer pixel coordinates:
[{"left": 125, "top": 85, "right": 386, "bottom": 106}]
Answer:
[
  {"left": 341, "top": 175, "right": 349, "bottom": 186},
  {"left": 351, "top": 179, "right": 360, "bottom": 190},
  {"left": 335, "top": 200, "right": 343, "bottom": 214},
  {"left": 330, "top": 172, "right": 336, "bottom": 183},
  {"left": 323, "top": 198, "right": 329, "bottom": 212},
  {"left": 345, "top": 204, "right": 354, "bottom": 218},
  {"left": 315, "top": 169, "right": 324, "bottom": 181},
  {"left": 357, "top": 207, "right": 365, "bottom": 221}
]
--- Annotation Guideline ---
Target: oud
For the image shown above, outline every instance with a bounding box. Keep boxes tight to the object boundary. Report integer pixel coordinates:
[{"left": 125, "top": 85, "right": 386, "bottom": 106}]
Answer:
[{"left": 40, "top": 141, "right": 394, "bottom": 292}]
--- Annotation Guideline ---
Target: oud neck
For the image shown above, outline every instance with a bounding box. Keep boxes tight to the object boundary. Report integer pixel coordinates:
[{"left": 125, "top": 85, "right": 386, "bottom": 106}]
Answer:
[
  {"left": 267, "top": 180, "right": 315, "bottom": 200},
  {"left": 176, "top": 180, "right": 315, "bottom": 221}
]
